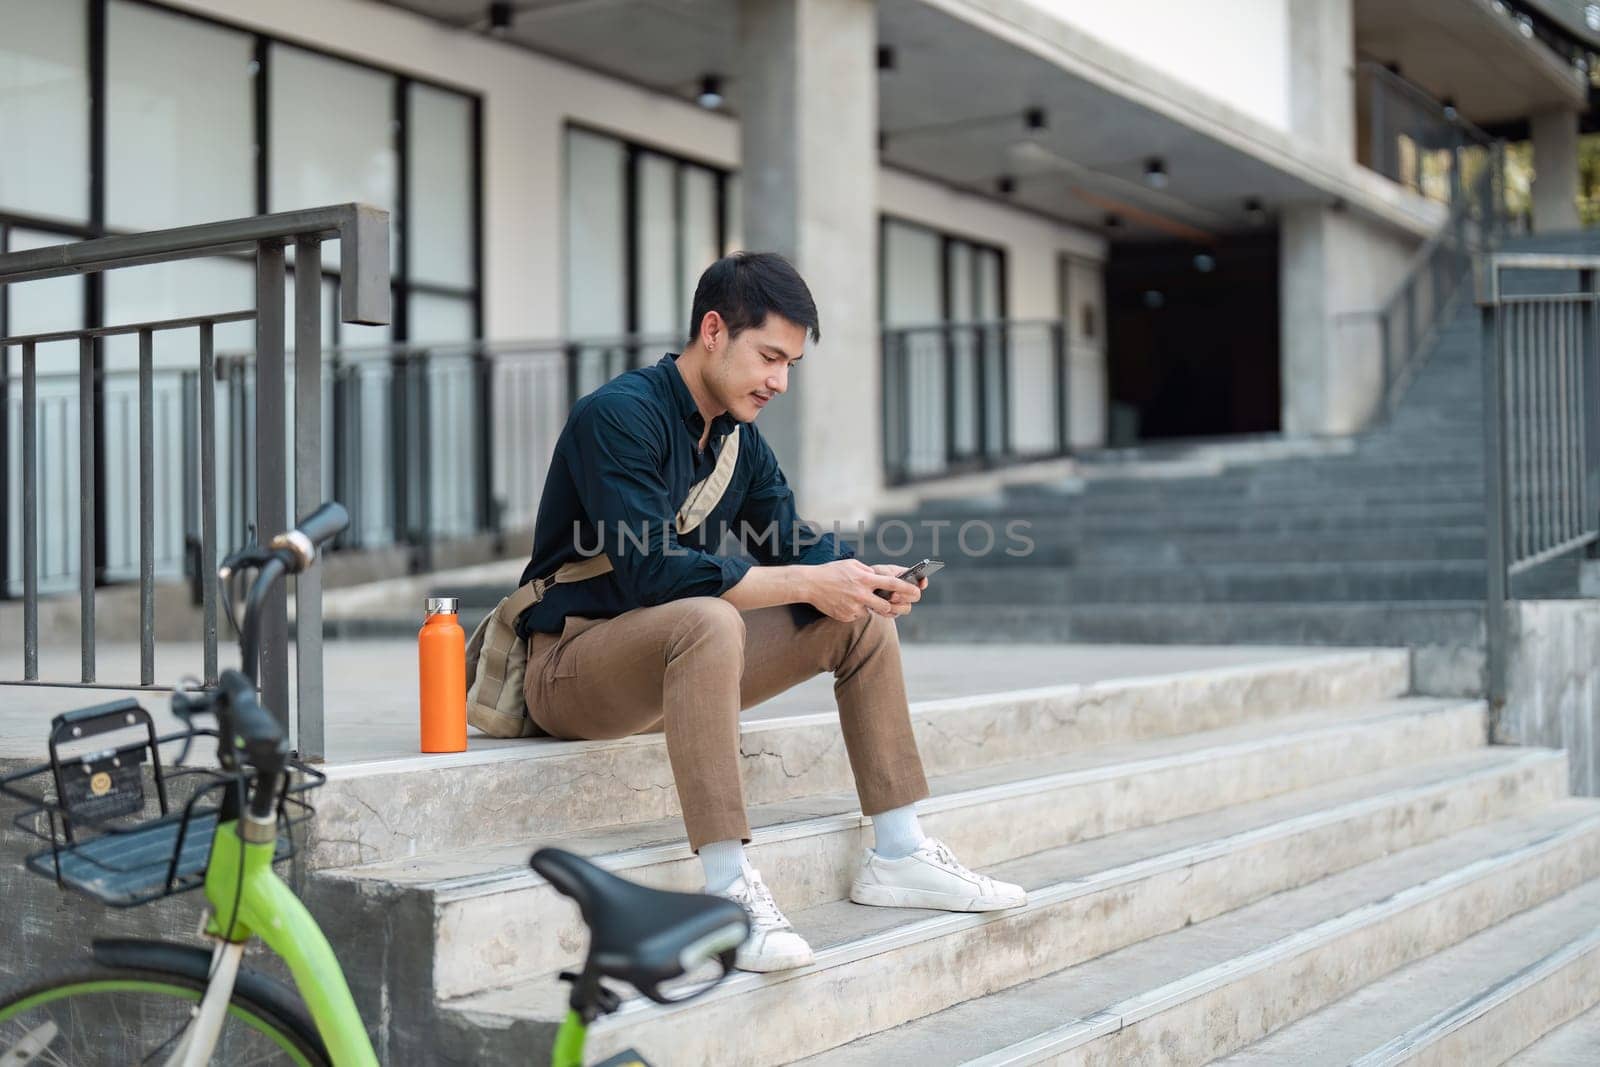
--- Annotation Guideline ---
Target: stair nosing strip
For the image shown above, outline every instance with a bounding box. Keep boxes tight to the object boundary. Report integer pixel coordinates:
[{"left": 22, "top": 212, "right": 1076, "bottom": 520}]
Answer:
[
  {"left": 447, "top": 749, "right": 1565, "bottom": 1023},
  {"left": 408, "top": 698, "right": 1486, "bottom": 898},
  {"left": 317, "top": 651, "right": 1408, "bottom": 779},
  {"left": 962, "top": 809, "right": 1600, "bottom": 1066},
  {"left": 1347, "top": 923, "right": 1600, "bottom": 1067}
]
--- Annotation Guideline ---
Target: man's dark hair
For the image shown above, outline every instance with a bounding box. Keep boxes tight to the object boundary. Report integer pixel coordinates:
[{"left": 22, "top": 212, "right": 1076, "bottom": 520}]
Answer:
[{"left": 687, "top": 252, "right": 821, "bottom": 345}]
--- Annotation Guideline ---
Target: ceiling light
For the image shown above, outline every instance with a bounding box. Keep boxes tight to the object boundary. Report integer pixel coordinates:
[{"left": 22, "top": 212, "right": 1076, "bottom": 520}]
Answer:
[
  {"left": 1143, "top": 158, "right": 1168, "bottom": 189},
  {"left": 877, "top": 46, "right": 896, "bottom": 72},
  {"left": 1243, "top": 197, "right": 1266, "bottom": 225},
  {"left": 1104, "top": 213, "right": 1123, "bottom": 230},
  {"left": 488, "top": 1, "right": 514, "bottom": 36},
  {"left": 1193, "top": 253, "right": 1216, "bottom": 273},
  {"left": 1024, "top": 108, "right": 1047, "bottom": 132},
  {"left": 997, "top": 176, "right": 1016, "bottom": 195},
  {"left": 697, "top": 75, "right": 724, "bottom": 109}
]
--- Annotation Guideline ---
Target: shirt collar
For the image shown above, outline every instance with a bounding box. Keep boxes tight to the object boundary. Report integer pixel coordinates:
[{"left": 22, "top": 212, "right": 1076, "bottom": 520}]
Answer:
[{"left": 659, "top": 353, "right": 739, "bottom": 441}]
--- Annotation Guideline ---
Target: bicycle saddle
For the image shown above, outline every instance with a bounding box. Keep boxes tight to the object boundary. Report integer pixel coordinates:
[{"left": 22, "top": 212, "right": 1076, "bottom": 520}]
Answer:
[{"left": 531, "top": 847, "right": 749, "bottom": 1003}]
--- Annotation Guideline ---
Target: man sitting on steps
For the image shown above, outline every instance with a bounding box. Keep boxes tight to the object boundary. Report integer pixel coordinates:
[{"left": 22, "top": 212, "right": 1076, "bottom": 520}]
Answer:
[{"left": 515, "top": 252, "right": 1026, "bottom": 972}]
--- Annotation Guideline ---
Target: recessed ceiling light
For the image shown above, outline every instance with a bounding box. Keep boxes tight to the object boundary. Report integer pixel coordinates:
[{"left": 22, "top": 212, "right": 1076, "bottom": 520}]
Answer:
[
  {"left": 489, "top": 1, "right": 514, "bottom": 36},
  {"left": 697, "top": 75, "right": 724, "bottom": 109},
  {"left": 1144, "top": 158, "right": 1168, "bottom": 189}
]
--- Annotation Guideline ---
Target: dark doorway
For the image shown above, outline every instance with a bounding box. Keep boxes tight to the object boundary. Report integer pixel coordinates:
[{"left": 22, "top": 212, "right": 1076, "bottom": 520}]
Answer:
[{"left": 1104, "top": 232, "right": 1280, "bottom": 443}]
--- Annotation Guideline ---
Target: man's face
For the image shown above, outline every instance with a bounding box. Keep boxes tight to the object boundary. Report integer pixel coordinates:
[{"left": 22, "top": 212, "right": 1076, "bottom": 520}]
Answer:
[{"left": 707, "top": 314, "right": 807, "bottom": 423}]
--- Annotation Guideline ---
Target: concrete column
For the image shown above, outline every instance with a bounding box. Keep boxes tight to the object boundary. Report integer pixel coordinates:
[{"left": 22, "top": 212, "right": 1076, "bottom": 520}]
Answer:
[
  {"left": 737, "top": 0, "right": 879, "bottom": 526},
  {"left": 1531, "top": 109, "right": 1582, "bottom": 233},
  {"left": 1280, "top": 205, "right": 1420, "bottom": 435},
  {"left": 1287, "top": 0, "right": 1355, "bottom": 161}
]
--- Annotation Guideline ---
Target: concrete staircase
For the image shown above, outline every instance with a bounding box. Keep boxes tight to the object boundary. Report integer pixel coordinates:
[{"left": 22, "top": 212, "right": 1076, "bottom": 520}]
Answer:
[
  {"left": 295, "top": 649, "right": 1600, "bottom": 1063},
  {"left": 882, "top": 234, "right": 1600, "bottom": 696}
]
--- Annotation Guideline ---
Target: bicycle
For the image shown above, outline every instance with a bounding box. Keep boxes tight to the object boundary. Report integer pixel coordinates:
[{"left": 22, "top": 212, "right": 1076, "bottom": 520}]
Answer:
[{"left": 0, "top": 502, "right": 750, "bottom": 1066}]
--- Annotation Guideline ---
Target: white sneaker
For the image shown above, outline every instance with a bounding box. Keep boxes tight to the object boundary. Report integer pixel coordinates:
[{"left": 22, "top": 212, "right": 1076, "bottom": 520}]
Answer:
[
  {"left": 717, "top": 866, "right": 816, "bottom": 973},
  {"left": 850, "top": 838, "right": 1028, "bottom": 912}
]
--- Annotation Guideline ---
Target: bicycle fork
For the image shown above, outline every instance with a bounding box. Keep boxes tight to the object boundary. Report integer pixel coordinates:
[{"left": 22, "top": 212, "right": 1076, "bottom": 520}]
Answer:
[{"left": 163, "top": 940, "right": 246, "bottom": 1067}]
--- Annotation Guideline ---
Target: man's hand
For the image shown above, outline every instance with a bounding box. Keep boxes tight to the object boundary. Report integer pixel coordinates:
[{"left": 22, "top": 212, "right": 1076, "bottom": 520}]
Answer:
[
  {"left": 868, "top": 563, "right": 927, "bottom": 618},
  {"left": 801, "top": 560, "right": 925, "bottom": 622}
]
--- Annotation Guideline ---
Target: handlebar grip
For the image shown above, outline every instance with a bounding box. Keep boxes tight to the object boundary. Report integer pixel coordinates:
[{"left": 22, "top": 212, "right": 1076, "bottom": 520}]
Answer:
[
  {"left": 269, "top": 501, "right": 349, "bottom": 574},
  {"left": 295, "top": 501, "right": 349, "bottom": 550}
]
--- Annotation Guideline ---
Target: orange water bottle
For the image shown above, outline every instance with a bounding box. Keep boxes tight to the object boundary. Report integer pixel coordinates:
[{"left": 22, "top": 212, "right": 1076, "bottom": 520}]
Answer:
[{"left": 419, "top": 596, "right": 467, "bottom": 753}]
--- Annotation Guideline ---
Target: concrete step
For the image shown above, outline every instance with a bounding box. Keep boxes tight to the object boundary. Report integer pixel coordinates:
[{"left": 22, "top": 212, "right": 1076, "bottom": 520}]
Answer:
[
  {"left": 1511, "top": 999, "right": 1600, "bottom": 1064},
  {"left": 314, "top": 697, "right": 1495, "bottom": 1001},
  {"left": 445, "top": 796, "right": 1600, "bottom": 1066},
  {"left": 304, "top": 650, "right": 1409, "bottom": 867},
  {"left": 784, "top": 801, "right": 1600, "bottom": 1067},
  {"left": 893, "top": 502, "right": 1485, "bottom": 535},
  {"left": 1063, "top": 530, "right": 1486, "bottom": 566},
  {"left": 893, "top": 604, "right": 1484, "bottom": 695},
  {"left": 1013, "top": 480, "right": 1486, "bottom": 509},
  {"left": 917, "top": 561, "right": 1492, "bottom": 604},
  {"left": 1218, "top": 877, "right": 1600, "bottom": 1065}
]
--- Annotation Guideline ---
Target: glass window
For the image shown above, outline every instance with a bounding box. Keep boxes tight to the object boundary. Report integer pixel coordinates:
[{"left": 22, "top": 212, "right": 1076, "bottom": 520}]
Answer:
[
  {"left": 106, "top": 1, "right": 254, "bottom": 231},
  {"left": 565, "top": 129, "right": 627, "bottom": 338},
  {"left": 882, "top": 220, "right": 942, "bottom": 328},
  {"left": 102, "top": 257, "right": 255, "bottom": 370},
  {"left": 269, "top": 44, "right": 398, "bottom": 272},
  {"left": 409, "top": 293, "right": 475, "bottom": 344},
  {"left": 681, "top": 165, "right": 718, "bottom": 326},
  {"left": 407, "top": 83, "right": 474, "bottom": 289},
  {"left": 0, "top": 0, "right": 90, "bottom": 224},
  {"left": 635, "top": 152, "right": 678, "bottom": 337},
  {"left": 723, "top": 174, "right": 742, "bottom": 255},
  {"left": 563, "top": 127, "right": 732, "bottom": 342},
  {"left": 5, "top": 228, "right": 85, "bottom": 344}
]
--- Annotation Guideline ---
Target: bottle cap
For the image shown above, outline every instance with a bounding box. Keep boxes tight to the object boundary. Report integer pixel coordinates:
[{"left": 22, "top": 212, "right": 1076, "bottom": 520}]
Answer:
[{"left": 425, "top": 596, "right": 460, "bottom": 615}]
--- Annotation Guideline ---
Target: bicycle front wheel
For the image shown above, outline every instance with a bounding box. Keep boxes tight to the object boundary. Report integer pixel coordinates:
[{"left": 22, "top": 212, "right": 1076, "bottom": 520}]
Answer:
[{"left": 0, "top": 963, "right": 331, "bottom": 1066}]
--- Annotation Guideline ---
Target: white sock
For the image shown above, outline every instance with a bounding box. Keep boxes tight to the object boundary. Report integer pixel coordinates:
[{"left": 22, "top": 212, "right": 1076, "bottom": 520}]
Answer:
[
  {"left": 870, "top": 804, "right": 926, "bottom": 860},
  {"left": 699, "top": 839, "right": 748, "bottom": 893}
]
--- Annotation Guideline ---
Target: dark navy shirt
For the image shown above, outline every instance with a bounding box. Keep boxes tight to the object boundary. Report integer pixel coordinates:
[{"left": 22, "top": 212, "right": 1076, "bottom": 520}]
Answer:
[{"left": 516, "top": 353, "right": 855, "bottom": 637}]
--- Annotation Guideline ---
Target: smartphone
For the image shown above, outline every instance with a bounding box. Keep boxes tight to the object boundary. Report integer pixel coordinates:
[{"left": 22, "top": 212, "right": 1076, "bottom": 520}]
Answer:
[{"left": 875, "top": 557, "right": 944, "bottom": 599}]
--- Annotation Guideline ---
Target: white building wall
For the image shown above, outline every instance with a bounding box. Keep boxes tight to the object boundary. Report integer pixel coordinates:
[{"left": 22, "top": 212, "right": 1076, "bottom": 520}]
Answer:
[
  {"left": 1024, "top": 0, "right": 1293, "bottom": 132},
  {"left": 165, "top": 0, "right": 1102, "bottom": 343}
]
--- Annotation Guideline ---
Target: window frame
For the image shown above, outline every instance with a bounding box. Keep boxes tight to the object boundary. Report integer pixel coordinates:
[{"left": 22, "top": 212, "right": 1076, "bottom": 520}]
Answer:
[
  {"left": 0, "top": 0, "right": 484, "bottom": 596},
  {"left": 562, "top": 120, "right": 734, "bottom": 343}
]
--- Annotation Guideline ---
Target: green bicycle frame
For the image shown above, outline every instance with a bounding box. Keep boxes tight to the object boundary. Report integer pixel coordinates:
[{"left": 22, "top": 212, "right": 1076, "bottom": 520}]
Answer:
[
  {"left": 552, "top": 1011, "right": 587, "bottom": 1067},
  {"left": 204, "top": 819, "right": 378, "bottom": 1067}
]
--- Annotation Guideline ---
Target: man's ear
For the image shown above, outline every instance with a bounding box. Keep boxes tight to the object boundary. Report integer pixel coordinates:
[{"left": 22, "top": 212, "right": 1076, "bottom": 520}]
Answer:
[{"left": 701, "top": 310, "right": 725, "bottom": 351}]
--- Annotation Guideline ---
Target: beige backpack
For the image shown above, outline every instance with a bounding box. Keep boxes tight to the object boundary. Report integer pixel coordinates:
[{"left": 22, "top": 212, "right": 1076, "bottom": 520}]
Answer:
[{"left": 465, "top": 426, "right": 742, "bottom": 738}]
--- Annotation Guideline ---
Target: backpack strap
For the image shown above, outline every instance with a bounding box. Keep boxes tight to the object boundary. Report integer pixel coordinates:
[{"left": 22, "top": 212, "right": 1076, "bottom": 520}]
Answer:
[{"left": 507, "top": 424, "right": 744, "bottom": 613}]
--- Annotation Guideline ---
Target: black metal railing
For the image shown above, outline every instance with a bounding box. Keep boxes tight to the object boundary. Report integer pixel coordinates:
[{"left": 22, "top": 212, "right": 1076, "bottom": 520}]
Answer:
[
  {"left": 1376, "top": 141, "right": 1512, "bottom": 414},
  {"left": 881, "top": 320, "right": 1069, "bottom": 486},
  {"left": 1478, "top": 252, "right": 1600, "bottom": 713},
  {"left": 207, "top": 335, "right": 677, "bottom": 561},
  {"left": 0, "top": 204, "right": 390, "bottom": 762},
  {"left": 1361, "top": 61, "right": 1498, "bottom": 207}
]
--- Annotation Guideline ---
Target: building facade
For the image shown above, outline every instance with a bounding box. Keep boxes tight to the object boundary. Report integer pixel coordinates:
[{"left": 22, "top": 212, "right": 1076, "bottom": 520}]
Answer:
[{"left": 2, "top": 0, "right": 1593, "bottom": 594}]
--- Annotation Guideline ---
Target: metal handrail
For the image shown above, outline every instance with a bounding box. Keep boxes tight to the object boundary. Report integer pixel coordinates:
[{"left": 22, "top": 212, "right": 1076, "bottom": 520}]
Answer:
[
  {"left": 881, "top": 319, "right": 1069, "bottom": 486},
  {"left": 1475, "top": 251, "right": 1600, "bottom": 719},
  {"left": 1376, "top": 142, "right": 1508, "bottom": 415},
  {"left": 0, "top": 204, "right": 390, "bottom": 762}
]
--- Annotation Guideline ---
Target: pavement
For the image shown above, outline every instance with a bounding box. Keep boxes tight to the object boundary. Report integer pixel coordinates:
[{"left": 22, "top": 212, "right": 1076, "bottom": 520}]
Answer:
[{"left": 0, "top": 637, "right": 1329, "bottom": 764}]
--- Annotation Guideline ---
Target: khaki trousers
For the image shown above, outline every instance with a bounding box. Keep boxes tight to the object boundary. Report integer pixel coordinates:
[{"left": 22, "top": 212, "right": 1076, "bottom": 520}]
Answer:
[{"left": 524, "top": 598, "right": 930, "bottom": 851}]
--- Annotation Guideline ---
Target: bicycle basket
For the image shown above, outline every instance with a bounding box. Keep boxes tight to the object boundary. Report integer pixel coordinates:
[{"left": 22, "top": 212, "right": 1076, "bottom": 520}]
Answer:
[{"left": 0, "top": 698, "right": 323, "bottom": 907}]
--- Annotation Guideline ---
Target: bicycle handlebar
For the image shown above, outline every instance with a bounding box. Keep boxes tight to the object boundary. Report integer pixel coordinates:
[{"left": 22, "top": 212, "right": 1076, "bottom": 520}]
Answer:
[
  {"left": 267, "top": 501, "right": 349, "bottom": 575},
  {"left": 177, "top": 501, "right": 350, "bottom": 819}
]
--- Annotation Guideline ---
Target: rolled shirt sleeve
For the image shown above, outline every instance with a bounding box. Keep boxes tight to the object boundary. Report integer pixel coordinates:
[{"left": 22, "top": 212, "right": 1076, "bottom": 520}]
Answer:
[{"left": 571, "top": 396, "right": 752, "bottom": 606}]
